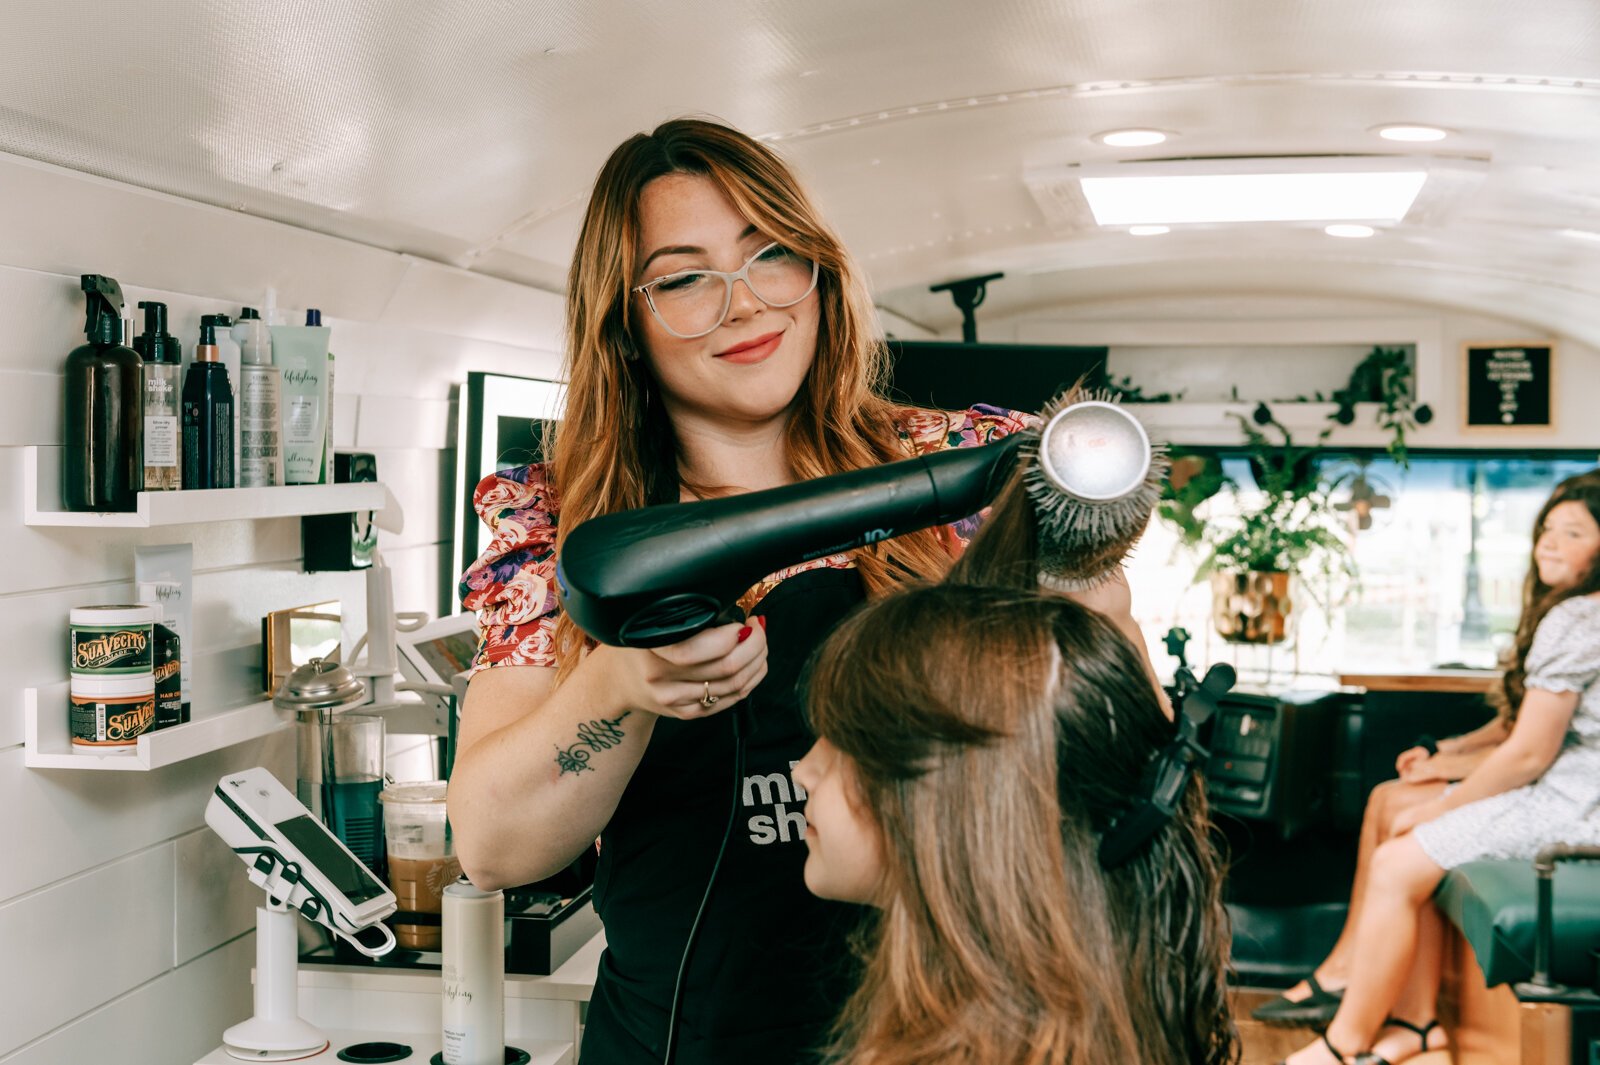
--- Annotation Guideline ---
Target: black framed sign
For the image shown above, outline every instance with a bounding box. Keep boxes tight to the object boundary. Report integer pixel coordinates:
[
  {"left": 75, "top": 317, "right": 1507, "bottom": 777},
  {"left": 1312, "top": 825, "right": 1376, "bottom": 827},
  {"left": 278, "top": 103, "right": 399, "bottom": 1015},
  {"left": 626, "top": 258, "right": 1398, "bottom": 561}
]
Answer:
[{"left": 1462, "top": 342, "right": 1554, "bottom": 429}]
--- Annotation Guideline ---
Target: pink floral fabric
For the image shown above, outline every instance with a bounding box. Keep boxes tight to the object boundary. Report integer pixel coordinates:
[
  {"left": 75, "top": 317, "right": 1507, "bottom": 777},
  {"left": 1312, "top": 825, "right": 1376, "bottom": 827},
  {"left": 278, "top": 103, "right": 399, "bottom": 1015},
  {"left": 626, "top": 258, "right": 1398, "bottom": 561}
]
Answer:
[{"left": 459, "top": 404, "right": 1030, "bottom": 673}]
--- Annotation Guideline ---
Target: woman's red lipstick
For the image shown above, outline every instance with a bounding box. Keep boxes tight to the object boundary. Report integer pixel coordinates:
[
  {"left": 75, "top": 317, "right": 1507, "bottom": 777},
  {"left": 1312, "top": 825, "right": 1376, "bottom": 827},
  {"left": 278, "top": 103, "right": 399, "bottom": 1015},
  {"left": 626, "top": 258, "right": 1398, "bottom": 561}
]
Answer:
[{"left": 716, "top": 330, "right": 783, "bottom": 364}]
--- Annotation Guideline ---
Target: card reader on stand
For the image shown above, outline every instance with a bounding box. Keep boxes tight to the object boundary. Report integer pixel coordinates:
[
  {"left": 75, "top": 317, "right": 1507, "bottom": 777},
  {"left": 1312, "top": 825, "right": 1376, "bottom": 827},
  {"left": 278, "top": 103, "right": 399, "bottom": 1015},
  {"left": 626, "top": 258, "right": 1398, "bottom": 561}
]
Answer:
[{"left": 207, "top": 767, "right": 398, "bottom": 1061}]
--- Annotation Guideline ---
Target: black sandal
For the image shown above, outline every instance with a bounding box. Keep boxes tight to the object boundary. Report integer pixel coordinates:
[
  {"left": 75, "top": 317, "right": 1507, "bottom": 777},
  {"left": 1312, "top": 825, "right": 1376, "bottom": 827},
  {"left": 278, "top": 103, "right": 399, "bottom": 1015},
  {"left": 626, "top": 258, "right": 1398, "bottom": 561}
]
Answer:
[
  {"left": 1365, "top": 1017, "right": 1444, "bottom": 1063},
  {"left": 1252, "top": 972, "right": 1346, "bottom": 1026},
  {"left": 1273, "top": 1031, "right": 1379, "bottom": 1065}
]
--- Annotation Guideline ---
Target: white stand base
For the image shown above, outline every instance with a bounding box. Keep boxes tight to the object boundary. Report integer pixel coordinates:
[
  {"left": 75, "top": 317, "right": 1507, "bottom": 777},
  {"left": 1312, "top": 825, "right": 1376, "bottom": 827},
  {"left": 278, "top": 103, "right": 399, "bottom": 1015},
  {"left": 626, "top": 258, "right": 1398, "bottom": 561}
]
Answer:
[
  {"left": 224, "top": 904, "right": 330, "bottom": 1061},
  {"left": 222, "top": 1016, "right": 330, "bottom": 1061}
]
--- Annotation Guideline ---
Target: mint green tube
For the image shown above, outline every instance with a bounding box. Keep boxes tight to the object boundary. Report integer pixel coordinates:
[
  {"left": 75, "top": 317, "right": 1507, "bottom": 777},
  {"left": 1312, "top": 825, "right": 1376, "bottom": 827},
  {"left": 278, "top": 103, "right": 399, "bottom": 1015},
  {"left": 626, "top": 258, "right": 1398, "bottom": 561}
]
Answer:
[{"left": 270, "top": 324, "right": 332, "bottom": 484}]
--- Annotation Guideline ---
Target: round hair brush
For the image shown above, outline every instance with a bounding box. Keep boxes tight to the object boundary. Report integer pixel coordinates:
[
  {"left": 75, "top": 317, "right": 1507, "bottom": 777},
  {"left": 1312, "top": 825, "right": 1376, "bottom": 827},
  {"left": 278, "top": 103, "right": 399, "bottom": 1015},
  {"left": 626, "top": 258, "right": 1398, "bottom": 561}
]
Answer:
[
  {"left": 953, "top": 389, "right": 1168, "bottom": 591},
  {"left": 558, "top": 395, "right": 1165, "bottom": 647}
]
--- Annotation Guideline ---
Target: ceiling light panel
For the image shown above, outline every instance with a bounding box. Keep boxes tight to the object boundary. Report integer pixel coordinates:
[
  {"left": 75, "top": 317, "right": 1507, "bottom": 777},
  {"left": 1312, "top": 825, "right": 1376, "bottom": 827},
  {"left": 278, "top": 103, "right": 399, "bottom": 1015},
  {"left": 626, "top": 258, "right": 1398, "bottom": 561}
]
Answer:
[
  {"left": 1095, "top": 128, "right": 1169, "bottom": 147},
  {"left": 1376, "top": 125, "right": 1450, "bottom": 142},
  {"left": 1079, "top": 168, "right": 1427, "bottom": 225}
]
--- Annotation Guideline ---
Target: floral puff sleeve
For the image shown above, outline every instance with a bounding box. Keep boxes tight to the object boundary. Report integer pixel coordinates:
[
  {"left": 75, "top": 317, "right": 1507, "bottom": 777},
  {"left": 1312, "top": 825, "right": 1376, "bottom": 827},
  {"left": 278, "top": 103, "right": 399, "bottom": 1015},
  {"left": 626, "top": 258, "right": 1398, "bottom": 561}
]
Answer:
[
  {"left": 896, "top": 403, "right": 1036, "bottom": 547},
  {"left": 458, "top": 463, "right": 563, "bottom": 674}
]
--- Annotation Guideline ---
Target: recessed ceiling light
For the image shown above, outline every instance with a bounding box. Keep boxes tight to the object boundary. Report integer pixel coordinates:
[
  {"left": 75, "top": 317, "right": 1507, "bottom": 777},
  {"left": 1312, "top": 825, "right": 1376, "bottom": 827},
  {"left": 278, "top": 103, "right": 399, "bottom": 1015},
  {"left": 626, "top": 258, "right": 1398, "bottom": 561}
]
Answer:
[
  {"left": 1080, "top": 168, "right": 1426, "bottom": 225},
  {"left": 1128, "top": 225, "right": 1170, "bottom": 236},
  {"left": 1325, "top": 224, "right": 1377, "bottom": 238},
  {"left": 1374, "top": 124, "right": 1450, "bottom": 142},
  {"left": 1094, "top": 128, "right": 1169, "bottom": 148}
]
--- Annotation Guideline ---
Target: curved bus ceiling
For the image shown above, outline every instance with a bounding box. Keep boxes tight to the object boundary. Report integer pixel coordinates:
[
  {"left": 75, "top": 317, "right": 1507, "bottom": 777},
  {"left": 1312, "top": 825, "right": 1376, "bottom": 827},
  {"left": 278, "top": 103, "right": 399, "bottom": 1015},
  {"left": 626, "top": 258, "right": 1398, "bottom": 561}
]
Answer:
[{"left": 2, "top": 1, "right": 1597, "bottom": 344}]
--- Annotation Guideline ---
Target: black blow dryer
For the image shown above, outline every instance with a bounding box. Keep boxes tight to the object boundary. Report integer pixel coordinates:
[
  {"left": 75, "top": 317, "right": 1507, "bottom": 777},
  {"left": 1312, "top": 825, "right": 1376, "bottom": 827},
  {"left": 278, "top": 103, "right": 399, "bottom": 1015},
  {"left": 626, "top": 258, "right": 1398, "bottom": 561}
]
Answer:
[
  {"left": 557, "top": 434, "right": 1025, "bottom": 646},
  {"left": 556, "top": 398, "right": 1161, "bottom": 648}
]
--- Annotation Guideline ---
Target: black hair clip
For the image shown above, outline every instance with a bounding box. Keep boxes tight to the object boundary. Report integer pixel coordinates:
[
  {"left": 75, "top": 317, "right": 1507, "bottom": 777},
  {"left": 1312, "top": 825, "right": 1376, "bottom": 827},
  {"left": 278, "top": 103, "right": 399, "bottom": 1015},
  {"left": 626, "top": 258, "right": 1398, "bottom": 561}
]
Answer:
[{"left": 1098, "top": 663, "right": 1235, "bottom": 869}]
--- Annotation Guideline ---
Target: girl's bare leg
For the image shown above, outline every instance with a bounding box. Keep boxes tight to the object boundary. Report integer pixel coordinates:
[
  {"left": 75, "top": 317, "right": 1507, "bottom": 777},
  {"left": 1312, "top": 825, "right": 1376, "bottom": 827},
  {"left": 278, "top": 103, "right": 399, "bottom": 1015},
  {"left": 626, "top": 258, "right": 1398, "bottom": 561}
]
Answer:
[
  {"left": 1284, "top": 836, "right": 1447, "bottom": 1064},
  {"left": 1277, "top": 780, "right": 1448, "bottom": 1000}
]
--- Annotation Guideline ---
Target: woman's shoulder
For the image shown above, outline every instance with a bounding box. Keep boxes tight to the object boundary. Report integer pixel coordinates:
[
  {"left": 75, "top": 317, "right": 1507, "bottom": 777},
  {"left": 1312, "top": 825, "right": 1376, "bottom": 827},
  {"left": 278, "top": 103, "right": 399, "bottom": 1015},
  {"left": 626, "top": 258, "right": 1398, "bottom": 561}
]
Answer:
[
  {"left": 893, "top": 403, "right": 1036, "bottom": 455},
  {"left": 460, "top": 461, "right": 560, "bottom": 619},
  {"left": 472, "top": 462, "right": 559, "bottom": 530}
]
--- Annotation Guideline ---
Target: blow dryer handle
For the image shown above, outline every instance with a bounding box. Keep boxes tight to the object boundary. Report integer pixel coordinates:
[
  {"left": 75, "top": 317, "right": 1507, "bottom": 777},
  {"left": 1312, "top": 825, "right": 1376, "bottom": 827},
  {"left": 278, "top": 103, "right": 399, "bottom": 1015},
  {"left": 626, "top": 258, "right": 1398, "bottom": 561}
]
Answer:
[{"left": 557, "top": 435, "right": 1024, "bottom": 647}]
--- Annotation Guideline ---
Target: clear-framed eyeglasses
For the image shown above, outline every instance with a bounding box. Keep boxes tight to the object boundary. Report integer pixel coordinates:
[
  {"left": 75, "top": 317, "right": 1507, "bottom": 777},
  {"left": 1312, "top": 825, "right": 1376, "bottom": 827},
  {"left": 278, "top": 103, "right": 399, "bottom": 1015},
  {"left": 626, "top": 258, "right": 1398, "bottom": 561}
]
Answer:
[{"left": 632, "top": 241, "right": 820, "bottom": 339}]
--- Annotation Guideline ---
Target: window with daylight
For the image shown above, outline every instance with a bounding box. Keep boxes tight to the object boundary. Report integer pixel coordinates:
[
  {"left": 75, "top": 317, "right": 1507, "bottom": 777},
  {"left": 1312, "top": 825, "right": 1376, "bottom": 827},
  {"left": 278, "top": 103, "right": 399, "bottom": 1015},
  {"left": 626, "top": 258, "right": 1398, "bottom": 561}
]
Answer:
[{"left": 1126, "top": 452, "right": 1599, "bottom": 683}]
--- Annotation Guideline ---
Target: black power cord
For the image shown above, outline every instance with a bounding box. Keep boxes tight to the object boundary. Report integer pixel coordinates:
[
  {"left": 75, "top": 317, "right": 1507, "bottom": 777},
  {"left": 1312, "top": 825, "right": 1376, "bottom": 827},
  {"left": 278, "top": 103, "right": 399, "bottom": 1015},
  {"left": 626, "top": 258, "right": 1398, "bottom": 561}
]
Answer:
[{"left": 661, "top": 710, "right": 747, "bottom": 1065}]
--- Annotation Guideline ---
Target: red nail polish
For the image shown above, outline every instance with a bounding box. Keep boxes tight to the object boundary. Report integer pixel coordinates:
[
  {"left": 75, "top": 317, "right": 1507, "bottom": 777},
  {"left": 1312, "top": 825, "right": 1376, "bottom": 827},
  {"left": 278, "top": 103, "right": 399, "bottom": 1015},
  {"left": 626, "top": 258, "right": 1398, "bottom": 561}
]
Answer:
[
  {"left": 737, "top": 625, "right": 753, "bottom": 643},
  {"left": 756, "top": 616, "right": 767, "bottom": 631}
]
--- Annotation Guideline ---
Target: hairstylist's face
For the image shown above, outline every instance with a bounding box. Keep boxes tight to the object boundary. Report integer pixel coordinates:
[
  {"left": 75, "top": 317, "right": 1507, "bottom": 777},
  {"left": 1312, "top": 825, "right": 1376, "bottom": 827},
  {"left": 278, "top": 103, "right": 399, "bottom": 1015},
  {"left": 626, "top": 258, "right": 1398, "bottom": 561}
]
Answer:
[
  {"left": 1536, "top": 500, "right": 1600, "bottom": 590},
  {"left": 792, "top": 738, "right": 883, "bottom": 904},
  {"left": 632, "top": 173, "right": 820, "bottom": 428}
]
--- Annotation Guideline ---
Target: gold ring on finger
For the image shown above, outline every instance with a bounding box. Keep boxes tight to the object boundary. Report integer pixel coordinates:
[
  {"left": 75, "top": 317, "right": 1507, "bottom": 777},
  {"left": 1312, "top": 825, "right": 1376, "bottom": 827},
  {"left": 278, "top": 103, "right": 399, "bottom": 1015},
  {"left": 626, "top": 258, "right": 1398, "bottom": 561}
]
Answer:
[{"left": 701, "top": 682, "right": 719, "bottom": 708}]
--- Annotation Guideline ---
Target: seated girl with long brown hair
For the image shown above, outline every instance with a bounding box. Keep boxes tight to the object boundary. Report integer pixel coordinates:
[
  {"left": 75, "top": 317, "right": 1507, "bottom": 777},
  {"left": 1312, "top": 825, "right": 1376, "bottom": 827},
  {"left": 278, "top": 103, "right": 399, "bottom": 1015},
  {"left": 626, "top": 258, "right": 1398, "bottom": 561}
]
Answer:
[{"left": 793, "top": 583, "right": 1240, "bottom": 1065}]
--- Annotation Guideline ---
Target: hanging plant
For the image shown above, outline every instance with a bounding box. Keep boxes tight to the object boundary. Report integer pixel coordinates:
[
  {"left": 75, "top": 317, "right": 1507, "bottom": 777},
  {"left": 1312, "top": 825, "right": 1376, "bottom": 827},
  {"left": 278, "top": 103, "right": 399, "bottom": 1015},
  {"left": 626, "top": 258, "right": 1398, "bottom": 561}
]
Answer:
[
  {"left": 1196, "top": 415, "right": 1354, "bottom": 585},
  {"left": 1323, "top": 345, "right": 1431, "bottom": 467}
]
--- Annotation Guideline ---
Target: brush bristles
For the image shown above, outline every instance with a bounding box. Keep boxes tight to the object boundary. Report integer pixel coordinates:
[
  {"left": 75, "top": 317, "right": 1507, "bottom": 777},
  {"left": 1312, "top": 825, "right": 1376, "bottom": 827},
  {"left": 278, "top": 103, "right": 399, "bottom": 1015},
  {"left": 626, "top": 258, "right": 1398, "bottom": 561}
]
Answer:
[{"left": 1020, "top": 388, "right": 1169, "bottom": 590}]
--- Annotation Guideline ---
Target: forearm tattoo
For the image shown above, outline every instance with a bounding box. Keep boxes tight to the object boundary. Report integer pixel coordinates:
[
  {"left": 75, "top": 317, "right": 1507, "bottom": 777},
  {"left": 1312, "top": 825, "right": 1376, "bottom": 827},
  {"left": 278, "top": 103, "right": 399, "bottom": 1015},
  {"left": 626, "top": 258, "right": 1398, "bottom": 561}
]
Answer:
[{"left": 555, "top": 711, "right": 632, "bottom": 775}]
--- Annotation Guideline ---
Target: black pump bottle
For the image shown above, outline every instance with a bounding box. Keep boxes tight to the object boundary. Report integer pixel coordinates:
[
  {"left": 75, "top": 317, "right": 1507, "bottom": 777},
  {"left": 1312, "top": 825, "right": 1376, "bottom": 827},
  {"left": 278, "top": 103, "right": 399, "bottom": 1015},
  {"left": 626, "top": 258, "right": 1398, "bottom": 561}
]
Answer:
[
  {"left": 64, "top": 274, "right": 144, "bottom": 511},
  {"left": 182, "top": 315, "right": 235, "bottom": 489}
]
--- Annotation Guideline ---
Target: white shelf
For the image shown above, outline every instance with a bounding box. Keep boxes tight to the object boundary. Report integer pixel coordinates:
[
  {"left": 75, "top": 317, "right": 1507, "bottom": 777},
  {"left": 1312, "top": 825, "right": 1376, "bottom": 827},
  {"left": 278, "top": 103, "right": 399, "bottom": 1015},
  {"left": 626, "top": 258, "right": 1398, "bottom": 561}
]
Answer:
[
  {"left": 24, "top": 682, "right": 290, "bottom": 770},
  {"left": 24, "top": 445, "right": 386, "bottom": 527},
  {"left": 1131, "top": 400, "right": 1413, "bottom": 448}
]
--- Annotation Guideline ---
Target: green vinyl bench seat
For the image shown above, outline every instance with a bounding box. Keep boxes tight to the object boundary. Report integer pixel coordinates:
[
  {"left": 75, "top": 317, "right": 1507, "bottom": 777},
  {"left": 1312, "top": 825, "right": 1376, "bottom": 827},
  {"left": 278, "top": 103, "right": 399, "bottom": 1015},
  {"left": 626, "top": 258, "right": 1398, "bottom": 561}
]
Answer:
[{"left": 1435, "top": 858, "right": 1600, "bottom": 989}]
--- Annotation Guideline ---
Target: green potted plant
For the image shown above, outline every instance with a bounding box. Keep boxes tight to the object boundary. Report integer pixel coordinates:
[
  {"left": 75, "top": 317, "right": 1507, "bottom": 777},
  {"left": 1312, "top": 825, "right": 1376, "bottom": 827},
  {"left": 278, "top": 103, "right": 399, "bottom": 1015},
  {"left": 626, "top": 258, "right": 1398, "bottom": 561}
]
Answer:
[{"left": 1164, "top": 413, "right": 1355, "bottom": 644}]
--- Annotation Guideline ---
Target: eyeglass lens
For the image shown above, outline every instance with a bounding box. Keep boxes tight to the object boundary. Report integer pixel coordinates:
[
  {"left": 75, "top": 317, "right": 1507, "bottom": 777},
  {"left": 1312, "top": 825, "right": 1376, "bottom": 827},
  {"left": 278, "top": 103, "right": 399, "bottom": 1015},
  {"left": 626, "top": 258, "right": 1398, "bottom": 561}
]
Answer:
[{"left": 647, "top": 245, "right": 816, "bottom": 337}]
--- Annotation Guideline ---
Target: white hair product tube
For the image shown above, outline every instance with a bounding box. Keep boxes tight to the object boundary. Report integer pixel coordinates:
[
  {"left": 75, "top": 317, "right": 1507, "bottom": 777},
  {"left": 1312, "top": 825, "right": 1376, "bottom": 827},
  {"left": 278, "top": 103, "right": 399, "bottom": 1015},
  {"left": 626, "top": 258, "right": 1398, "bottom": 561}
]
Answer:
[{"left": 441, "top": 877, "right": 505, "bottom": 1065}]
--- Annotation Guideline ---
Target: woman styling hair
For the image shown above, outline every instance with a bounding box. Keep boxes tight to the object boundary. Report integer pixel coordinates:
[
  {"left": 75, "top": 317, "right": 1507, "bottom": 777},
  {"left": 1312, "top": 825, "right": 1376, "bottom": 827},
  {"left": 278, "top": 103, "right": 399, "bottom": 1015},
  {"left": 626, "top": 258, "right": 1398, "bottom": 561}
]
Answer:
[
  {"left": 1282, "top": 469, "right": 1600, "bottom": 1065},
  {"left": 794, "top": 583, "right": 1238, "bottom": 1065},
  {"left": 450, "top": 117, "right": 1069, "bottom": 1064}
]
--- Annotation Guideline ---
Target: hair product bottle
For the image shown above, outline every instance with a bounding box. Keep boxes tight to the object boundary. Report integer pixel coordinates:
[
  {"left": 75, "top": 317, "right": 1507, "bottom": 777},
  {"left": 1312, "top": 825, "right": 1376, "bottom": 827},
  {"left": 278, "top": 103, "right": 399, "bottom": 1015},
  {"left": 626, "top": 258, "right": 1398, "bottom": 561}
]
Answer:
[
  {"left": 306, "top": 308, "right": 335, "bottom": 482},
  {"left": 134, "top": 300, "right": 182, "bottom": 492},
  {"left": 271, "top": 317, "right": 332, "bottom": 484},
  {"left": 63, "top": 275, "right": 144, "bottom": 511},
  {"left": 182, "top": 316, "right": 235, "bottom": 489},
  {"left": 211, "top": 312, "right": 242, "bottom": 469},
  {"left": 441, "top": 878, "right": 506, "bottom": 1065},
  {"left": 234, "top": 307, "right": 284, "bottom": 487}
]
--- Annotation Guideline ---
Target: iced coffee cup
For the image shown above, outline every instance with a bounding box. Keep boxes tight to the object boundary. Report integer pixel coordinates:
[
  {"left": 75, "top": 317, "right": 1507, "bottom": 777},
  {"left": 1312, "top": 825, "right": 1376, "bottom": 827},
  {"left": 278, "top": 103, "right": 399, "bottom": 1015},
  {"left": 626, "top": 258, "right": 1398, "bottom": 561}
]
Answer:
[{"left": 378, "top": 781, "right": 460, "bottom": 950}]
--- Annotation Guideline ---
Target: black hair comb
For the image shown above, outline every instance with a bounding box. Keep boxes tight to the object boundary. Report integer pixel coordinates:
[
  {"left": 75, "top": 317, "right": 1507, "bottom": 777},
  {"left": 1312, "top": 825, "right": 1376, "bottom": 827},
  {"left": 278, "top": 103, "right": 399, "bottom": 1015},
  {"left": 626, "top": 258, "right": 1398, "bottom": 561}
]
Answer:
[{"left": 1098, "top": 663, "right": 1235, "bottom": 869}]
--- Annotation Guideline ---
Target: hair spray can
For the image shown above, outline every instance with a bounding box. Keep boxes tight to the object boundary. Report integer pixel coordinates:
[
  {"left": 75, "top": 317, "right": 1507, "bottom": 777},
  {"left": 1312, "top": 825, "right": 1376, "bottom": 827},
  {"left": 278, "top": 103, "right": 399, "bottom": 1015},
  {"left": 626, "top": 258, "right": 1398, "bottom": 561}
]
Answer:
[{"left": 441, "top": 878, "right": 504, "bottom": 1065}]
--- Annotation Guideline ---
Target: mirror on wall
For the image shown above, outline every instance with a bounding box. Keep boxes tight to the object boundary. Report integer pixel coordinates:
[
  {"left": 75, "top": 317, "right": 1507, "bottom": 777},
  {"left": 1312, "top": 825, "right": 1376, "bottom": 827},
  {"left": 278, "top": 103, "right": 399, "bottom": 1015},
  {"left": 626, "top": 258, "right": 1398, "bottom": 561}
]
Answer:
[{"left": 262, "top": 600, "right": 344, "bottom": 696}]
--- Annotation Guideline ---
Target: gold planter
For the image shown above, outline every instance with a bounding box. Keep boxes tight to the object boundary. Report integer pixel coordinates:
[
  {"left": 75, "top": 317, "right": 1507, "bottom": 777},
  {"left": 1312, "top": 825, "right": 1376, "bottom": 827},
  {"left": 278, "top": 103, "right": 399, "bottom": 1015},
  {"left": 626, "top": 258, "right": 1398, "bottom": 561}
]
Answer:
[{"left": 1211, "top": 570, "right": 1293, "bottom": 645}]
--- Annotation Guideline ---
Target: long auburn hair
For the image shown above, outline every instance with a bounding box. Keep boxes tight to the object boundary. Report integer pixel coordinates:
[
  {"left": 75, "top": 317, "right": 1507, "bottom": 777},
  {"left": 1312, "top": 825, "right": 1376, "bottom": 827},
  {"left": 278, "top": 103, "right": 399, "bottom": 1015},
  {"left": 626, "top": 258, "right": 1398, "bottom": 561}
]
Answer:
[
  {"left": 807, "top": 584, "right": 1238, "bottom": 1065},
  {"left": 548, "top": 118, "right": 954, "bottom": 678},
  {"left": 1497, "top": 470, "right": 1600, "bottom": 719}
]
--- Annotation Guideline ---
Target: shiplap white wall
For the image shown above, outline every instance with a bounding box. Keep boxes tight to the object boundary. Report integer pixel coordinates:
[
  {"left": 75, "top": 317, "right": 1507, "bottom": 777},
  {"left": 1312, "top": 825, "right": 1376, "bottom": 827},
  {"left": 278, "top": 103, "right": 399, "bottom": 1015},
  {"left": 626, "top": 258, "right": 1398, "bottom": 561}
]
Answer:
[{"left": 0, "top": 150, "right": 563, "bottom": 1063}]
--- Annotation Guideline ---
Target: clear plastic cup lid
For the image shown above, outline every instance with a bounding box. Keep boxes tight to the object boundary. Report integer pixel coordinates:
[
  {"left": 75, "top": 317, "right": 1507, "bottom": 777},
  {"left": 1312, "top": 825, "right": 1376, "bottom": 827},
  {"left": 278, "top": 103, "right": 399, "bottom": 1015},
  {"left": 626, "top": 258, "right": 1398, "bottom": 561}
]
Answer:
[{"left": 379, "top": 780, "right": 448, "bottom": 805}]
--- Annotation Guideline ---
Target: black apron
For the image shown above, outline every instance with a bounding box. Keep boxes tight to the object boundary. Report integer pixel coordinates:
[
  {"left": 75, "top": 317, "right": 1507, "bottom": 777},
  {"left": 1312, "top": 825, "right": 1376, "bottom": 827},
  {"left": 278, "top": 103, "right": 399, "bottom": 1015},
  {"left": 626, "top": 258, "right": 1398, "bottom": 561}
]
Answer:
[{"left": 579, "top": 566, "right": 869, "bottom": 1065}]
